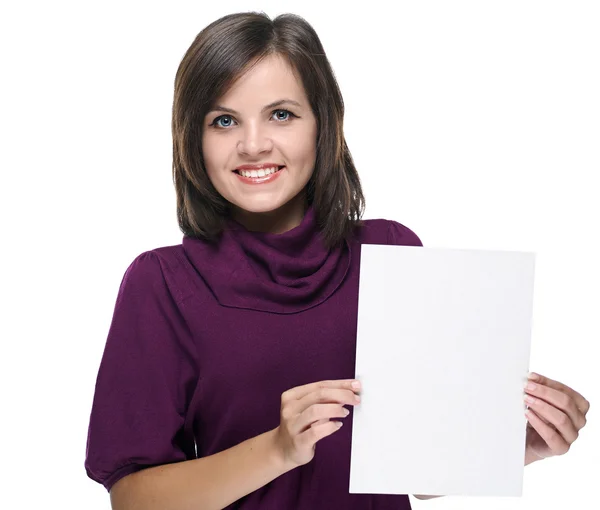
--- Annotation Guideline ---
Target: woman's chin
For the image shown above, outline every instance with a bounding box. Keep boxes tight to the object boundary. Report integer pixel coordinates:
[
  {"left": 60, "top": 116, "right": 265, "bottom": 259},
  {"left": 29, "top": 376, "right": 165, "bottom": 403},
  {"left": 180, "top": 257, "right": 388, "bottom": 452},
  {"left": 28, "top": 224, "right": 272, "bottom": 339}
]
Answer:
[{"left": 229, "top": 198, "right": 281, "bottom": 213}]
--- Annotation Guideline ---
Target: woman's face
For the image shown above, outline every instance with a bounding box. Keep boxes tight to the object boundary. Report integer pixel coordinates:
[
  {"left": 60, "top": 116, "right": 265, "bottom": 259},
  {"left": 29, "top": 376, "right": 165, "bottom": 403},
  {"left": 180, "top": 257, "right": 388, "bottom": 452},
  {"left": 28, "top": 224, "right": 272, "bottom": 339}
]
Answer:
[{"left": 201, "top": 54, "right": 317, "bottom": 230}]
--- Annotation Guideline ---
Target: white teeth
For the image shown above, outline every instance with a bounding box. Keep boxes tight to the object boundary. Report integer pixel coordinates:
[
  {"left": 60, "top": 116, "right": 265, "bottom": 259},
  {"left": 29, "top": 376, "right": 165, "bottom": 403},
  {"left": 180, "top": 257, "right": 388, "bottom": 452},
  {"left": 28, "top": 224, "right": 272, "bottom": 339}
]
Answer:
[{"left": 238, "top": 166, "right": 280, "bottom": 178}]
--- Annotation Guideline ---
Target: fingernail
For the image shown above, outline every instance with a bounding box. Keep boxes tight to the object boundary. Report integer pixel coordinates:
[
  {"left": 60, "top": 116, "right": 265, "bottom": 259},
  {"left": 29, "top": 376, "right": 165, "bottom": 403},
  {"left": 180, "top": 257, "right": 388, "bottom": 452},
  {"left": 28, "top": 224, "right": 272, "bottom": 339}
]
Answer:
[
  {"left": 352, "top": 381, "right": 361, "bottom": 390},
  {"left": 528, "top": 372, "right": 539, "bottom": 380},
  {"left": 525, "top": 381, "right": 537, "bottom": 391}
]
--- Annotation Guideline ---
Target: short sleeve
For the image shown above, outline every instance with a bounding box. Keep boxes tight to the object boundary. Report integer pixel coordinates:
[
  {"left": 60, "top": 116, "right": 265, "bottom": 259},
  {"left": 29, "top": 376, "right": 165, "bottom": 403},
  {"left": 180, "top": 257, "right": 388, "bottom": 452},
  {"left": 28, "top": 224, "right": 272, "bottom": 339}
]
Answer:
[
  {"left": 387, "top": 220, "right": 424, "bottom": 247},
  {"left": 84, "top": 251, "right": 198, "bottom": 492}
]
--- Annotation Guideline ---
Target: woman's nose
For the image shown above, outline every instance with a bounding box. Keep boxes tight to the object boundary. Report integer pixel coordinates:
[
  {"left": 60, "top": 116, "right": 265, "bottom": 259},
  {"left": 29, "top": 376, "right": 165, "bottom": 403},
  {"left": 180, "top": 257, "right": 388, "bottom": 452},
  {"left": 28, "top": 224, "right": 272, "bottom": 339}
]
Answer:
[{"left": 237, "top": 123, "right": 273, "bottom": 155}]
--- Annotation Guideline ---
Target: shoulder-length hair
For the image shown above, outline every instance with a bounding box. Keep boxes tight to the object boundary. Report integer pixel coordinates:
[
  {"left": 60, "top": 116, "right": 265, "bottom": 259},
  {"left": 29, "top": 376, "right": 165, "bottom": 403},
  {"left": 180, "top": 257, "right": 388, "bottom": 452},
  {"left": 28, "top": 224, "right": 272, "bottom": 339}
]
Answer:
[{"left": 172, "top": 11, "right": 365, "bottom": 249}]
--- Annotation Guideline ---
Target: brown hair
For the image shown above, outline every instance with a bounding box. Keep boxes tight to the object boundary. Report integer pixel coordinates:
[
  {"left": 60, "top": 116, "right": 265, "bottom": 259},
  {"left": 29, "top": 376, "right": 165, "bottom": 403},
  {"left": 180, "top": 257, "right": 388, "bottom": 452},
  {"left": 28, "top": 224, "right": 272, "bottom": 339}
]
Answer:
[{"left": 172, "top": 11, "right": 365, "bottom": 249}]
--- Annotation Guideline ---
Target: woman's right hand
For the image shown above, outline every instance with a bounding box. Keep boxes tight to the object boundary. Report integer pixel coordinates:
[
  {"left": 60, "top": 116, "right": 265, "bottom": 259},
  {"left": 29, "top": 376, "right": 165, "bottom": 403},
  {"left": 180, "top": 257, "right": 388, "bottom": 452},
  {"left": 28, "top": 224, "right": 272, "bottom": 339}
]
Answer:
[{"left": 272, "top": 379, "right": 362, "bottom": 468}]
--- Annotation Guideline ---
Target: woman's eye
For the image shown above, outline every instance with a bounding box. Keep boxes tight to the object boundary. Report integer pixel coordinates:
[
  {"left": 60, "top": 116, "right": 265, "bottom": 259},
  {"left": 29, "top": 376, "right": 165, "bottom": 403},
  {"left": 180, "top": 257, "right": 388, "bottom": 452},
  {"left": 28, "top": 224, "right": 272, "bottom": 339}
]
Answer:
[
  {"left": 210, "top": 109, "right": 297, "bottom": 129},
  {"left": 272, "top": 109, "right": 298, "bottom": 122},
  {"left": 273, "top": 109, "right": 291, "bottom": 121},
  {"left": 213, "top": 115, "right": 235, "bottom": 128}
]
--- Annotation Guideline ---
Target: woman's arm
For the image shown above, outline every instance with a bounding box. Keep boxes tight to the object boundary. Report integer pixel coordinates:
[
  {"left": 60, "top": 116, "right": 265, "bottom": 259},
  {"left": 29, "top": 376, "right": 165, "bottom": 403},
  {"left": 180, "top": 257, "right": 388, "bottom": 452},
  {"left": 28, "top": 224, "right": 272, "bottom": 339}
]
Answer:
[{"left": 110, "top": 428, "right": 292, "bottom": 510}]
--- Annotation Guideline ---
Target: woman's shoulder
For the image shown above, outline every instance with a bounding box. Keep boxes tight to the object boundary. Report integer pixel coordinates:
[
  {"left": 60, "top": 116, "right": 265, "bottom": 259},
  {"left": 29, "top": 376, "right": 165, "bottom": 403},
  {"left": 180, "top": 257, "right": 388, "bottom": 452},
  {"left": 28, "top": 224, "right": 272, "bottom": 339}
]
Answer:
[
  {"left": 122, "top": 242, "right": 195, "bottom": 302},
  {"left": 353, "top": 217, "right": 423, "bottom": 247},
  {"left": 125, "top": 243, "right": 187, "bottom": 277}
]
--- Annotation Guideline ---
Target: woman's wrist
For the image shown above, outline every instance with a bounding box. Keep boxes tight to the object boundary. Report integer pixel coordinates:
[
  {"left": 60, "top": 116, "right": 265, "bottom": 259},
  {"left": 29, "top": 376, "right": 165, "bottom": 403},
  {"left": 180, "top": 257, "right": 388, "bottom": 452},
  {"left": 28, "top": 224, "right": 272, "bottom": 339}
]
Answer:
[{"left": 266, "top": 427, "right": 298, "bottom": 474}]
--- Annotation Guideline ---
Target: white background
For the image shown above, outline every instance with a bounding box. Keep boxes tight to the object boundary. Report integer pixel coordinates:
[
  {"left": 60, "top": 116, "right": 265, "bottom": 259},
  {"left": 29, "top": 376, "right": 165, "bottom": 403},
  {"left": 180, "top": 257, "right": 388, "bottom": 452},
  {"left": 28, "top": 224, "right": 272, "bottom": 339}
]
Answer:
[{"left": 1, "top": 1, "right": 597, "bottom": 509}]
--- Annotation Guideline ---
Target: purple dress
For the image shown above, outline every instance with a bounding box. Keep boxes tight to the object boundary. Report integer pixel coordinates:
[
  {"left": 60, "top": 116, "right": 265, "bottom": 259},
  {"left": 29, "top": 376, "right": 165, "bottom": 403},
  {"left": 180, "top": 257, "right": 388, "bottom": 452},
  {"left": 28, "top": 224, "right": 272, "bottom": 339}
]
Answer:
[{"left": 85, "top": 205, "right": 423, "bottom": 509}]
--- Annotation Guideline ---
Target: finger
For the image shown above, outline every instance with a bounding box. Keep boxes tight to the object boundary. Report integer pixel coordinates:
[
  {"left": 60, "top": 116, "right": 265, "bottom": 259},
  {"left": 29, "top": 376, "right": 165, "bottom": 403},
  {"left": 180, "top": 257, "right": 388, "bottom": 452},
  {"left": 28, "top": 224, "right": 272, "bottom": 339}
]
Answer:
[
  {"left": 311, "top": 418, "right": 329, "bottom": 428},
  {"left": 282, "top": 379, "right": 360, "bottom": 403},
  {"left": 525, "top": 408, "right": 570, "bottom": 455},
  {"left": 297, "top": 420, "right": 344, "bottom": 449},
  {"left": 526, "top": 405, "right": 554, "bottom": 428},
  {"left": 294, "top": 387, "right": 360, "bottom": 415},
  {"left": 525, "top": 394, "right": 579, "bottom": 444},
  {"left": 528, "top": 372, "right": 590, "bottom": 414},
  {"left": 292, "top": 403, "right": 348, "bottom": 435},
  {"left": 525, "top": 380, "right": 587, "bottom": 430}
]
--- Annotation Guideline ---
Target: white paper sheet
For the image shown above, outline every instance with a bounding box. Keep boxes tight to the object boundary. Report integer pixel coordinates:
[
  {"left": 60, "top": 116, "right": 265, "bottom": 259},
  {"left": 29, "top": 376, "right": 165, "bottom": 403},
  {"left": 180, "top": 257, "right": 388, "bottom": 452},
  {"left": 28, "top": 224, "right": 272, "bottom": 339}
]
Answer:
[{"left": 349, "top": 245, "right": 535, "bottom": 497}]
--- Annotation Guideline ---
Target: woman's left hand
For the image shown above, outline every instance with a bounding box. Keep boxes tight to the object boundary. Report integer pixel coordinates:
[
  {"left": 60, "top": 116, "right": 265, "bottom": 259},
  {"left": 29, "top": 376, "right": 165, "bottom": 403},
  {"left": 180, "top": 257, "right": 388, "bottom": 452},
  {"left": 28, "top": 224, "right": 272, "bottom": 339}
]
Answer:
[{"left": 523, "top": 372, "right": 590, "bottom": 465}]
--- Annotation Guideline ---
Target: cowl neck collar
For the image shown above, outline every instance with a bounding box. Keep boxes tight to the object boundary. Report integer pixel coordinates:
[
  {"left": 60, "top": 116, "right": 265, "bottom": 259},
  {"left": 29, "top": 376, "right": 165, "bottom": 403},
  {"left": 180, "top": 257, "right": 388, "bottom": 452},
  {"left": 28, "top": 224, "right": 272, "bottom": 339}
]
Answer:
[{"left": 182, "top": 205, "right": 351, "bottom": 314}]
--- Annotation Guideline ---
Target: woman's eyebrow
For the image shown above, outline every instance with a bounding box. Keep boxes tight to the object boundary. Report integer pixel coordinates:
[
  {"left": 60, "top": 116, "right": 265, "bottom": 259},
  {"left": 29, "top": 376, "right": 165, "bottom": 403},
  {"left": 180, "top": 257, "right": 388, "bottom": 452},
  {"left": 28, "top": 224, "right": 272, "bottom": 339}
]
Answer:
[{"left": 207, "top": 99, "right": 302, "bottom": 115}]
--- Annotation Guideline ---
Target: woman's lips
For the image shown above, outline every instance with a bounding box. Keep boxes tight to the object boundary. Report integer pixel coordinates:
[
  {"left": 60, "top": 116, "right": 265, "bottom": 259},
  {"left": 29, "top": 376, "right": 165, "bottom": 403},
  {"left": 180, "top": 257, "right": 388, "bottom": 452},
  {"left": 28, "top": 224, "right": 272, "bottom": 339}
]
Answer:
[{"left": 234, "top": 166, "right": 285, "bottom": 185}]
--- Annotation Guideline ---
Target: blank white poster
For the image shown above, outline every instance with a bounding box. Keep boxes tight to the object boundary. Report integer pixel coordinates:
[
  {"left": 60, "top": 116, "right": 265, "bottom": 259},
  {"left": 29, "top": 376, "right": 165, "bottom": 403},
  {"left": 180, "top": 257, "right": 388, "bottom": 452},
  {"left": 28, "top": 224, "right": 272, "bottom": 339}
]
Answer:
[{"left": 350, "top": 245, "right": 536, "bottom": 497}]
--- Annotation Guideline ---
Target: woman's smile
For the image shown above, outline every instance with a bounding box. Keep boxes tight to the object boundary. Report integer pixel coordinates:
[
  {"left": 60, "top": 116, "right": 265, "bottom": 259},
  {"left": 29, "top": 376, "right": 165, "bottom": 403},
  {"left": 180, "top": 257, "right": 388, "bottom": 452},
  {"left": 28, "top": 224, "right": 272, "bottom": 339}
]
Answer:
[{"left": 234, "top": 166, "right": 285, "bottom": 184}]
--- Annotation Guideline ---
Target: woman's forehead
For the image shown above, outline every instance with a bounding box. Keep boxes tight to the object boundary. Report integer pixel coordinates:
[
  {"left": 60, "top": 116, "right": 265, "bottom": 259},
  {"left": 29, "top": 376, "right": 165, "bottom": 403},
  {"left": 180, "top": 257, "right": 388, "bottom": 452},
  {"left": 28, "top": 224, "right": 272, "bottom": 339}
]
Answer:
[{"left": 213, "top": 56, "right": 306, "bottom": 105}]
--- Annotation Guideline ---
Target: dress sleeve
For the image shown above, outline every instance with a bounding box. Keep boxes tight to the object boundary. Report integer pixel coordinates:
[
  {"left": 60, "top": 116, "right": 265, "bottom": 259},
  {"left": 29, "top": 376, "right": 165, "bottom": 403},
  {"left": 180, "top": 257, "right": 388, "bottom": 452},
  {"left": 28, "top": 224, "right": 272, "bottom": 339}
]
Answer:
[
  {"left": 387, "top": 220, "right": 424, "bottom": 247},
  {"left": 84, "top": 251, "right": 197, "bottom": 492}
]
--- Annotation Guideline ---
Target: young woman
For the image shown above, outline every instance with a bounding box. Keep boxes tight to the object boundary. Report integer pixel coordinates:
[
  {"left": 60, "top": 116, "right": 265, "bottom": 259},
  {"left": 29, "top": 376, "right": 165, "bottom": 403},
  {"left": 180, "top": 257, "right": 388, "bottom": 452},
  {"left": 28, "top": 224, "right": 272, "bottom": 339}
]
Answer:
[{"left": 84, "top": 11, "right": 590, "bottom": 510}]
